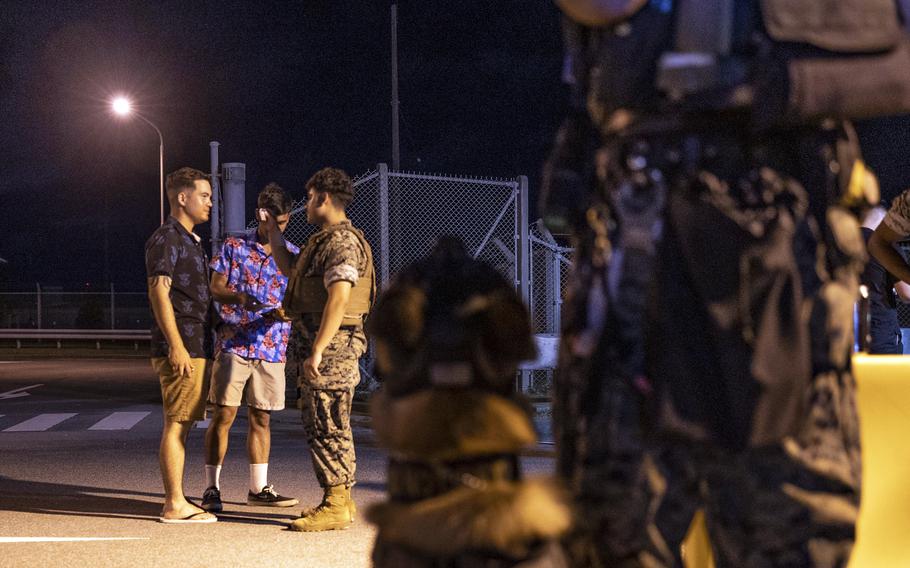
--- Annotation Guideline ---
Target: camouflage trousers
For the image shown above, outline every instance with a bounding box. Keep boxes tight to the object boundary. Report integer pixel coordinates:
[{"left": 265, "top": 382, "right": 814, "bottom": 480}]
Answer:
[
  {"left": 293, "top": 321, "right": 365, "bottom": 488},
  {"left": 300, "top": 384, "right": 356, "bottom": 488},
  {"left": 644, "top": 426, "right": 859, "bottom": 568},
  {"left": 563, "top": 370, "right": 860, "bottom": 568}
]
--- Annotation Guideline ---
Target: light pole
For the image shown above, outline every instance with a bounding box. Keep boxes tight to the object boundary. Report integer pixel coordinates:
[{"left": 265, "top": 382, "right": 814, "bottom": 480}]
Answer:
[{"left": 111, "top": 96, "right": 165, "bottom": 225}]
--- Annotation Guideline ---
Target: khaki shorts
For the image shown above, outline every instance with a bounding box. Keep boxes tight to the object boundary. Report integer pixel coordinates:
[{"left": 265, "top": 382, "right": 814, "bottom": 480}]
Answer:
[
  {"left": 208, "top": 351, "right": 286, "bottom": 411},
  {"left": 151, "top": 357, "right": 211, "bottom": 422}
]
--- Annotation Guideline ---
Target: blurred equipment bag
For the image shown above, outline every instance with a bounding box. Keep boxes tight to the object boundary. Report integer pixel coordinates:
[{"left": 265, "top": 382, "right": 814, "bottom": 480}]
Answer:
[{"left": 580, "top": 0, "right": 910, "bottom": 128}]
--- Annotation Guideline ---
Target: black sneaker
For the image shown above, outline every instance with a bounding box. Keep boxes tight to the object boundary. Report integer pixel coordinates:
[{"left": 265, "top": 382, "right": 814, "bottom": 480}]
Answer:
[
  {"left": 201, "top": 486, "right": 223, "bottom": 513},
  {"left": 247, "top": 484, "right": 299, "bottom": 507}
]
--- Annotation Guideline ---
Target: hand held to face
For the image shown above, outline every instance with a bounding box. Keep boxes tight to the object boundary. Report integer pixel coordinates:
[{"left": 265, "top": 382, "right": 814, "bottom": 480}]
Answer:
[{"left": 259, "top": 209, "right": 281, "bottom": 237}]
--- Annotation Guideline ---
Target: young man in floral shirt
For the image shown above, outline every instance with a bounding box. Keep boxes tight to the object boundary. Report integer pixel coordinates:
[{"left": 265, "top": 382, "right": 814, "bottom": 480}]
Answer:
[{"left": 201, "top": 183, "right": 300, "bottom": 512}]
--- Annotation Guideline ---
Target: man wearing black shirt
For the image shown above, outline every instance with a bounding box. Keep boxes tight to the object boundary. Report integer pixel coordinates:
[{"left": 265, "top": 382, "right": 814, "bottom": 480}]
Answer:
[
  {"left": 145, "top": 167, "right": 216, "bottom": 523},
  {"left": 862, "top": 206, "right": 910, "bottom": 354}
]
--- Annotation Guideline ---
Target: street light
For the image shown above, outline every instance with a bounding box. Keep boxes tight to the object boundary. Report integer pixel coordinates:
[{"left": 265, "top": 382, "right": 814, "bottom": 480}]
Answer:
[{"left": 111, "top": 96, "right": 165, "bottom": 225}]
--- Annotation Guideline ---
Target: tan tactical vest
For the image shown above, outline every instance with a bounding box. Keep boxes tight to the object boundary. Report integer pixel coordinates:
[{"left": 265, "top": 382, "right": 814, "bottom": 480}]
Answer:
[{"left": 283, "top": 224, "right": 376, "bottom": 327}]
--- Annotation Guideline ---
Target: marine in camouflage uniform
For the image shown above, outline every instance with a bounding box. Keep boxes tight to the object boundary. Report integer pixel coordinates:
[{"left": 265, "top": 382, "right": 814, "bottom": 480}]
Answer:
[
  {"left": 543, "top": 2, "right": 881, "bottom": 565},
  {"left": 366, "top": 237, "right": 571, "bottom": 567},
  {"left": 267, "top": 167, "right": 374, "bottom": 532},
  {"left": 291, "top": 227, "right": 370, "bottom": 493}
]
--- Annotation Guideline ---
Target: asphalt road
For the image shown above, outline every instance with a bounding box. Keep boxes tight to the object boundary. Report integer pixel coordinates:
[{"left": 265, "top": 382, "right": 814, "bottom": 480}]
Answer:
[{"left": 0, "top": 359, "right": 556, "bottom": 568}]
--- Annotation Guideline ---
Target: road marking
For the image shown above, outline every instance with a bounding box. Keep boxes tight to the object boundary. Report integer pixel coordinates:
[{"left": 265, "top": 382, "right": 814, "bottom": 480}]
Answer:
[
  {"left": 0, "top": 384, "right": 44, "bottom": 400},
  {"left": 88, "top": 411, "right": 151, "bottom": 431},
  {"left": 3, "top": 413, "right": 77, "bottom": 432},
  {"left": 196, "top": 419, "right": 211, "bottom": 429},
  {"left": 0, "top": 537, "right": 149, "bottom": 543}
]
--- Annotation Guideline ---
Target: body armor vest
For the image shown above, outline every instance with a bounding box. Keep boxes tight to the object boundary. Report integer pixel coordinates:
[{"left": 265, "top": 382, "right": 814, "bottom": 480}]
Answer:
[{"left": 283, "top": 224, "right": 376, "bottom": 328}]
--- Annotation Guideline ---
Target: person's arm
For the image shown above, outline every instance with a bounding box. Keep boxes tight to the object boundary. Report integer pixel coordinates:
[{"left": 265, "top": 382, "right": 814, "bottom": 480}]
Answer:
[
  {"left": 210, "top": 272, "right": 265, "bottom": 310},
  {"left": 869, "top": 223, "right": 910, "bottom": 284},
  {"left": 895, "top": 281, "right": 910, "bottom": 303},
  {"left": 301, "top": 281, "right": 352, "bottom": 381},
  {"left": 556, "top": 0, "right": 647, "bottom": 26},
  {"left": 148, "top": 276, "right": 193, "bottom": 377}
]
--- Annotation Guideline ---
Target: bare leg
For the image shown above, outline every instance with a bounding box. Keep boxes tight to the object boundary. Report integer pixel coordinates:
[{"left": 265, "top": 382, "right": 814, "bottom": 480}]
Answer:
[
  {"left": 205, "top": 405, "right": 239, "bottom": 466},
  {"left": 160, "top": 419, "right": 213, "bottom": 519},
  {"left": 247, "top": 408, "right": 271, "bottom": 465}
]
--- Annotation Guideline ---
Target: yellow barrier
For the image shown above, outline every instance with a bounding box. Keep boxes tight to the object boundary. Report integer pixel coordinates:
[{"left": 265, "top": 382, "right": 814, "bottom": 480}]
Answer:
[
  {"left": 851, "top": 354, "right": 910, "bottom": 567},
  {"left": 680, "top": 354, "right": 910, "bottom": 567}
]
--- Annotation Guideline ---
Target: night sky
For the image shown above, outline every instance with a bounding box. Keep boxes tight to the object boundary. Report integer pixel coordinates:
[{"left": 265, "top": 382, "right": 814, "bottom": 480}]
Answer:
[
  {"left": 1, "top": 1, "right": 909, "bottom": 291},
  {"left": 0, "top": 1, "right": 565, "bottom": 290}
]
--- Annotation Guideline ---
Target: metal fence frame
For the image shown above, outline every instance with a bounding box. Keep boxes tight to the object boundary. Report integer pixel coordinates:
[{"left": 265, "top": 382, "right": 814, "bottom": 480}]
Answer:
[{"left": 270, "top": 164, "right": 531, "bottom": 298}]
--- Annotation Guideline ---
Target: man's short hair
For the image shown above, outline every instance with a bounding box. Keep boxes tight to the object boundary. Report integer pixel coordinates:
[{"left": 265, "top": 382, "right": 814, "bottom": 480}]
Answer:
[
  {"left": 258, "top": 182, "right": 294, "bottom": 217},
  {"left": 166, "top": 167, "right": 208, "bottom": 198},
  {"left": 306, "top": 167, "right": 354, "bottom": 209}
]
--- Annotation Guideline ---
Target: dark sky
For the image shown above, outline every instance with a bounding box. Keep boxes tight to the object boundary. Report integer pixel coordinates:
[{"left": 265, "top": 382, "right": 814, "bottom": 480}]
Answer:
[
  {"left": 0, "top": 1, "right": 565, "bottom": 289},
  {"left": 1, "top": 2, "right": 909, "bottom": 290}
]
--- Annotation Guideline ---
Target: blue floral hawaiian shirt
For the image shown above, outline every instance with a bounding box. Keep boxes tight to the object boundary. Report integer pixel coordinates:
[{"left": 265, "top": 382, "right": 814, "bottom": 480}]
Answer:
[{"left": 211, "top": 230, "right": 300, "bottom": 363}]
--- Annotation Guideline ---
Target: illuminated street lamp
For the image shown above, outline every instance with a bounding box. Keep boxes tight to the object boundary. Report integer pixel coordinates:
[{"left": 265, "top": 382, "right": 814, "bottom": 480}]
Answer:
[{"left": 111, "top": 96, "right": 165, "bottom": 225}]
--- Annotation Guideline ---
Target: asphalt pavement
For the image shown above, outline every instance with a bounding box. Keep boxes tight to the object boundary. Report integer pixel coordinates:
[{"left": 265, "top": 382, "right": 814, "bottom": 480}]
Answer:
[{"left": 0, "top": 359, "right": 556, "bottom": 568}]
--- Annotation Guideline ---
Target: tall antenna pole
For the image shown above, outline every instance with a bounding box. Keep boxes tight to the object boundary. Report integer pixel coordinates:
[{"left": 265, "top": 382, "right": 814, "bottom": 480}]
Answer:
[{"left": 391, "top": 2, "right": 400, "bottom": 171}]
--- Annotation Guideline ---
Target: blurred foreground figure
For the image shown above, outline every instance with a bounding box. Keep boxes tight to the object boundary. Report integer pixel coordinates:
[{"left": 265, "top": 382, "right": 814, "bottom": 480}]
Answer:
[
  {"left": 543, "top": 0, "right": 910, "bottom": 565},
  {"left": 366, "top": 237, "right": 570, "bottom": 567}
]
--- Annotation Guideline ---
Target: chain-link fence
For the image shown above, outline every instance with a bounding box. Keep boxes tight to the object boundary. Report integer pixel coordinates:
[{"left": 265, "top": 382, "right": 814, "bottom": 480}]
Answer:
[
  {"left": 525, "top": 221, "right": 572, "bottom": 397},
  {"left": 248, "top": 164, "right": 531, "bottom": 393},
  {"left": 271, "top": 166, "right": 525, "bottom": 287}
]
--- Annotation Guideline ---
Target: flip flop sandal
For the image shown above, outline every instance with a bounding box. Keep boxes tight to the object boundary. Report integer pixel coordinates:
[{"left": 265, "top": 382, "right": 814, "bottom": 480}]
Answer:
[{"left": 158, "top": 511, "right": 217, "bottom": 524}]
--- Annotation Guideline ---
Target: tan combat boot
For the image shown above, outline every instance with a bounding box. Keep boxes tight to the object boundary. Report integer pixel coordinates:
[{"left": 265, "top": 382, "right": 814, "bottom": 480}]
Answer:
[{"left": 289, "top": 485, "right": 354, "bottom": 532}]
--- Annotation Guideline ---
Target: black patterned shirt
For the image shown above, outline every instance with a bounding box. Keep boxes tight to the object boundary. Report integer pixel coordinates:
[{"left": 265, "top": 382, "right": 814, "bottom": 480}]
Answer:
[{"left": 145, "top": 216, "right": 213, "bottom": 359}]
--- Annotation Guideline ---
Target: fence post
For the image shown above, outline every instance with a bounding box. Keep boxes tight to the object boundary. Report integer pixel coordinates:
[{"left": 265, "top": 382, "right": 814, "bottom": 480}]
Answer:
[
  {"left": 552, "top": 254, "right": 562, "bottom": 334},
  {"left": 210, "top": 141, "right": 222, "bottom": 257},
  {"left": 517, "top": 176, "right": 531, "bottom": 391},
  {"left": 36, "top": 282, "right": 41, "bottom": 330},
  {"left": 110, "top": 282, "right": 116, "bottom": 330},
  {"left": 378, "top": 163, "right": 391, "bottom": 289},
  {"left": 517, "top": 176, "right": 531, "bottom": 306}
]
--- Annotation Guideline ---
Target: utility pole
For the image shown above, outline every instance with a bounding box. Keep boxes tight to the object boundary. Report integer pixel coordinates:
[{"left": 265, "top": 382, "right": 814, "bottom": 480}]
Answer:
[{"left": 391, "top": 2, "right": 401, "bottom": 170}]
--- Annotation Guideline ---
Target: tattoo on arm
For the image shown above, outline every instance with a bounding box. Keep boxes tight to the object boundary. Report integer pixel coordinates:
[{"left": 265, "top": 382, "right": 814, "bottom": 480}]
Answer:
[{"left": 148, "top": 275, "right": 172, "bottom": 290}]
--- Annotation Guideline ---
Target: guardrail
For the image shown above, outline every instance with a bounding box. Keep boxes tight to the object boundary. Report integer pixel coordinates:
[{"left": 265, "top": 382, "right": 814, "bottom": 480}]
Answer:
[{"left": 0, "top": 329, "right": 150, "bottom": 350}]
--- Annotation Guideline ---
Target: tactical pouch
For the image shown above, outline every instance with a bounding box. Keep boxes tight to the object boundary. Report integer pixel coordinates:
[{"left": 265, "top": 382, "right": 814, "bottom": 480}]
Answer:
[{"left": 753, "top": 0, "right": 910, "bottom": 125}]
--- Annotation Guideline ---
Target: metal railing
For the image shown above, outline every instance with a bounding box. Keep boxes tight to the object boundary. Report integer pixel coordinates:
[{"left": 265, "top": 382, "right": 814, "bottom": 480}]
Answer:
[
  {"left": 0, "top": 329, "right": 150, "bottom": 350},
  {"left": 0, "top": 285, "right": 151, "bottom": 330}
]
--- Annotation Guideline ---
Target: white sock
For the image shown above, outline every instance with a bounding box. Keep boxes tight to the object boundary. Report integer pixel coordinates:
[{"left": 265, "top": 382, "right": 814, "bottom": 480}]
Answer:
[
  {"left": 250, "top": 463, "right": 268, "bottom": 494},
  {"left": 205, "top": 464, "right": 222, "bottom": 490}
]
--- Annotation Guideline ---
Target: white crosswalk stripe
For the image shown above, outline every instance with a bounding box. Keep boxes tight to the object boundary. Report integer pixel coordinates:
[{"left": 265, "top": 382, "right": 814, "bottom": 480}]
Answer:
[
  {"left": 89, "top": 411, "right": 151, "bottom": 431},
  {"left": 196, "top": 418, "right": 211, "bottom": 429},
  {"left": 3, "top": 413, "right": 77, "bottom": 432}
]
